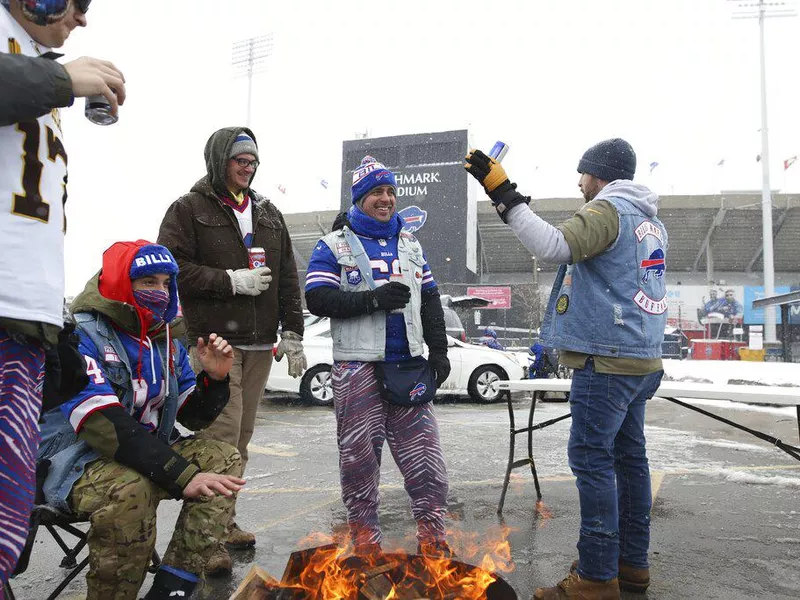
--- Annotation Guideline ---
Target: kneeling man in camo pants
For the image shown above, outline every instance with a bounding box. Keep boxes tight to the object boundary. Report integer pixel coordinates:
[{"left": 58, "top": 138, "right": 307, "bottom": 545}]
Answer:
[{"left": 38, "top": 240, "right": 245, "bottom": 600}]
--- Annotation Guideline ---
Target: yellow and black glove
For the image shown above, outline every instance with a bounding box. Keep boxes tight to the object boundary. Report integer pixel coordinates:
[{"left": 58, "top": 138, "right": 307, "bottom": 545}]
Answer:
[{"left": 464, "top": 149, "right": 530, "bottom": 223}]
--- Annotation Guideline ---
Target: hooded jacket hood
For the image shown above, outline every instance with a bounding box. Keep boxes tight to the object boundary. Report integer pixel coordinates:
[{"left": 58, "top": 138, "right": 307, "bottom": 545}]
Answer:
[
  {"left": 204, "top": 126, "right": 259, "bottom": 199},
  {"left": 595, "top": 180, "right": 660, "bottom": 217},
  {"left": 71, "top": 240, "right": 183, "bottom": 339}
]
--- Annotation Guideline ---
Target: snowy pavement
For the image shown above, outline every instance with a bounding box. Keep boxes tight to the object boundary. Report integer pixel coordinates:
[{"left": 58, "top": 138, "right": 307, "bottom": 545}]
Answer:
[{"left": 6, "top": 358, "right": 800, "bottom": 599}]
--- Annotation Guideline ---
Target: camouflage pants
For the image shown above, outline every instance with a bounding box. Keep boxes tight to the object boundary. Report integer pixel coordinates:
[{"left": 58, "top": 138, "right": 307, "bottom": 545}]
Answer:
[{"left": 69, "top": 438, "right": 242, "bottom": 600}]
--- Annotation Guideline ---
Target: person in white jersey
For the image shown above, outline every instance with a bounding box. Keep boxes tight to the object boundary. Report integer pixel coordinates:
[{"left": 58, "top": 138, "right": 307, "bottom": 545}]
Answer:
[{"left": 0, "top": 0, "right": 124, "bottom": 591}]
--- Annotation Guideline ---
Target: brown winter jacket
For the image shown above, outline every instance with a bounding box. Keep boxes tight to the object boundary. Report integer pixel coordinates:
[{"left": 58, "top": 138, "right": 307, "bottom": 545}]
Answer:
[{"left": 157, "top": 127, "right": 303, "bottom": 345}]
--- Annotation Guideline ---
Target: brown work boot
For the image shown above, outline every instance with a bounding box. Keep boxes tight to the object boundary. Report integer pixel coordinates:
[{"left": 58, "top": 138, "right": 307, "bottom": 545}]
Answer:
[
  {"left": 225, "top": 522, "right": 256, "bottom": 549},
  {"left": 417, "top": 539, "right": 456, "bottom": 559},
  {"left": 570, "top": 559, "right": 650, "bottom": 593},
  {"left": 618, "top": 562, "right": 650, "bottom": 593},
  {"left": 533, "top": 570, "right": 620, "bottom": 599},
  {"left": 205, "top": 544, "right": 232, "bottom": 577}
]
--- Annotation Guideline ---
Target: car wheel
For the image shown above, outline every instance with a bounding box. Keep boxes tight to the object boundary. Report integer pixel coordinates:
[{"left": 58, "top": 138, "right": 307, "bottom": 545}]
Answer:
[
  {"left": 468, "top": 365, "right": 507, "bottom": 403},
  {"left": 299, "top": 364, "right": 334, "bottom": 406}
]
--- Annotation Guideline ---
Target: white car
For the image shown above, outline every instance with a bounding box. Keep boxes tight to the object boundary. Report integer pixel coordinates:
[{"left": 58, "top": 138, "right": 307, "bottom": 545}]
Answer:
[{"left": 267, "top": 316, "right": 525, "bottom": 405}]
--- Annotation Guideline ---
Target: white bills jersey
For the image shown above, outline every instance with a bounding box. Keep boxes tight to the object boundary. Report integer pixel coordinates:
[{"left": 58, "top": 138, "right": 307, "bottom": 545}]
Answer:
[{"left": 0, "top": 7, "right": 67, "bottom": 327}]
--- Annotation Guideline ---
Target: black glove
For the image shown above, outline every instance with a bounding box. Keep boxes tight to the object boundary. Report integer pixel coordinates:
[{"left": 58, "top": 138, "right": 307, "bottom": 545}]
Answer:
[
  {"left": 428, "top": 352, "right": 450, "bottom": 387},
  {"left": 368, "top": 281, "right": 411, "bottom": 312},
  {"left": 464, "top": 149, "right": 530, "bottom": 222},
  {"left": 41, "top": 322, "right": 90, "bottom": 413}
]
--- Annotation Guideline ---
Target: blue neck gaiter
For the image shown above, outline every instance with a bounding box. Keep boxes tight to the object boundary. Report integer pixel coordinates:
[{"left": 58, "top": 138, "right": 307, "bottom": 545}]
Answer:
[{"left": 348, "top": 204, "right": 404, "bottom": 239}]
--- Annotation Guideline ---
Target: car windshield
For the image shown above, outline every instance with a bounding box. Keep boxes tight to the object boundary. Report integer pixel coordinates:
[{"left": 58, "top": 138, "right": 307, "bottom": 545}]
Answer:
[{"left": 443, "top": 309, "right": 462, "bottom": 330}]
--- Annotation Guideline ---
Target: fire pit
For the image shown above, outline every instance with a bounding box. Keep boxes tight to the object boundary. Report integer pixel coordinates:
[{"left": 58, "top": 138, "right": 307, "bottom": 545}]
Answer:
[{"left": 231, "top": 543, "right": 517, "bottom": 600}]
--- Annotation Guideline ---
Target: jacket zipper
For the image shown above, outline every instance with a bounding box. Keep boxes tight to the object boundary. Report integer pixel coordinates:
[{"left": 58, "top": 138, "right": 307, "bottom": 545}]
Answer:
[{"left": 220, "top": 196, "right": 260, "bottom": 345}]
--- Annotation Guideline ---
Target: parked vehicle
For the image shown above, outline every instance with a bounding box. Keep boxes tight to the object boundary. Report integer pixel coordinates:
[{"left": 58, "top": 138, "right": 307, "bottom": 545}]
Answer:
[
  {"left": 267, "top": 316, "right": 524, "bottom": 405},
  {"left": 440, "top": 294, "right": 490, "bottom": 342}
]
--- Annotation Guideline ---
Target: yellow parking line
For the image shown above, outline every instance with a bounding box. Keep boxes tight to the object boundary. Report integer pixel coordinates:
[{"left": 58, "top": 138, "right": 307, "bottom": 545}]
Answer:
[
  {"left": 247, "top": 444, "right": 298, "bottom": 457},
  {"left": 651, "top": 471, "right": 665, "bottom": 500},
  {"left": 253, "top": 494, "right": 341, "bottom": 533},
  {"left": 242, "top": 463, "right": 798, "bottom": 497},
  {"left": 246, "top": 464, "right": 798, "bottom": 532}
]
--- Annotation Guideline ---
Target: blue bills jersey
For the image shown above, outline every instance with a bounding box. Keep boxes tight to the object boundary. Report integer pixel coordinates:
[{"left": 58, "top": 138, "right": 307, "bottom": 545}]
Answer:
[
  {"left": 62, "top": 331, "right": 197, "bottom": 434},
  {"left": 306, "top": 233, "right": 436, "bottom": 362}
]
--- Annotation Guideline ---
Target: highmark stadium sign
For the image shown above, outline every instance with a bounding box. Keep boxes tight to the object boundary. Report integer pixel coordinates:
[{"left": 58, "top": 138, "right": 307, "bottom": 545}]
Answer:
[{"left": 394, "top": 171, "right": 442, "bottom": 197}]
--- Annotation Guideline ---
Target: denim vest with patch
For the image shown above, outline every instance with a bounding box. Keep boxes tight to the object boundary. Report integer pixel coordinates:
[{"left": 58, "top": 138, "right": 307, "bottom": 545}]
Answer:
[
  {"left": 540, "top": 197, "right": 668, "bottom": 359},
  {"left": 321, "top": 229, "right": 426, "bottom": 362},
  {"left": 37, "top": 312, "right": 180, "bottom": 512}
]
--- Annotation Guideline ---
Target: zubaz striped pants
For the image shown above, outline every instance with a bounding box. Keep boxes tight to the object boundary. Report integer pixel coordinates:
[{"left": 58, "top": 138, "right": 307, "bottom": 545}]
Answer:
[
  {"left": 0, "top": 330, "right": 44, "bottom": 595},
  {"left": 332, "top": 361, "right": 448, "bottom": 546}
]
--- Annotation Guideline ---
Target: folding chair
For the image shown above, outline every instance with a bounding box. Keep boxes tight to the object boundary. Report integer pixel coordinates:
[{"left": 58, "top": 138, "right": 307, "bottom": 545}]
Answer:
[{"left": 3, "top": 463, "right": 160, "bottom": 600}]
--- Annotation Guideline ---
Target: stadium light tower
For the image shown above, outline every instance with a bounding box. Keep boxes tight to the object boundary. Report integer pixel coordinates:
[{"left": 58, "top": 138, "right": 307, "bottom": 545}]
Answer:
[
  {"left": 232, "top": 34, "right": 273, "bottom": 128},
  {"left": 729, "top": 0, "right": 796, "bottom": 344}
]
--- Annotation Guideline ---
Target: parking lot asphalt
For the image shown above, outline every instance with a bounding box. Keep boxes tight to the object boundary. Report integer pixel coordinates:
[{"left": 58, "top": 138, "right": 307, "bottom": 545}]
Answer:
[{"left": 7, "top": 392, "right": 800, "bottom": 599}]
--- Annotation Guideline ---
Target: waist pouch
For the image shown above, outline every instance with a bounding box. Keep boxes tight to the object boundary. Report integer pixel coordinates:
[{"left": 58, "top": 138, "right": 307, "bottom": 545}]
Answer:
[{"left": 373, "top": 357, "right": 436, "bottom": 406}]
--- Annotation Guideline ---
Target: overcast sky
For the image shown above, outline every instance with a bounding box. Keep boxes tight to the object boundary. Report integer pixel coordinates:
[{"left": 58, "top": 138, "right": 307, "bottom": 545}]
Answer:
[{"left": 57, "top": 0, "right": 800, "bottom": 294}]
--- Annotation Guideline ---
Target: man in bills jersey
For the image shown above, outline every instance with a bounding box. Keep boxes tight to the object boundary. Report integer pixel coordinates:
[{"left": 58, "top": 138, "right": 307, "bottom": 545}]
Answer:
[
  {"left": 0, "top": 0, "right": 122, "bottom": 591},
  {"left": 37, "top": 240, "right": 244, "bottom": 600},
  {"left": 305, "top": 156, "right": 452, "bottom": 559}
]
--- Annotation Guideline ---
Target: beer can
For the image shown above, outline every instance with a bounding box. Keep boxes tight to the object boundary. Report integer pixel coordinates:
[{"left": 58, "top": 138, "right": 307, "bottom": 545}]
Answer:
[
  {"left": 389, "top": 273, "right": 405, "bottom": 314},
  {"left": 84, "top": 94, "right": 118, "bottom": 126},
  {"left": 248, "top": 247, "right": 266, "bottom": 269},
  {"left": 488, "top": 140, "right": 509, "bottom": 163}
]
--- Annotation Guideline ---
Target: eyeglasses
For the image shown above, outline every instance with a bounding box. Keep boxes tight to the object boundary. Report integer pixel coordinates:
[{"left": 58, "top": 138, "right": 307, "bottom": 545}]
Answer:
[
  {"left": 75, "top": 0, "right": 92, "bottom": 14},
  {"left": 232, "top": 157, "right": 259, "bottom": 169}
]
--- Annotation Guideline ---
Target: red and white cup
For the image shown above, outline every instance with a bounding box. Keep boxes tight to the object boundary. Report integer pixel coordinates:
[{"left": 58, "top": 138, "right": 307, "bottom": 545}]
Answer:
[{"left": 248, "top": 247, "right": 266, "bottom": 269}]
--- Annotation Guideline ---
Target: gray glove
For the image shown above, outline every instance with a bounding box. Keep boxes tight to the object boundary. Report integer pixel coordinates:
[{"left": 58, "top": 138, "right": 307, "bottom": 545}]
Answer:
[
  {"left": 227, "top": 266, "right": 272, "bottom": 296},
  {"left": 275, "top": 331, "right": 307, "bottom": 378}
]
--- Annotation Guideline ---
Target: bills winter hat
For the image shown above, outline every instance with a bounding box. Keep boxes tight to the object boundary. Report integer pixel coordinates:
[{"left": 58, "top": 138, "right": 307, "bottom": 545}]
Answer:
[
  {"left": 129, "top": 244, "right": 179, "bottom": 281},
  {"left": 351, "top": 156, "right": 397, "bottom": 204},
  {"left": 230, "top": 132, "right": 259, "bottom": 160},
  {"left": 577, "top": 138, "right": 636, "bottom": 182}
]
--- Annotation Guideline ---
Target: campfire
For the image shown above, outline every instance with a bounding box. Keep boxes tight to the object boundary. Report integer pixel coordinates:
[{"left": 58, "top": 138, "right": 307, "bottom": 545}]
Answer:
[{"left": 230, "top": 529, "right": 516, "bottom": 600}]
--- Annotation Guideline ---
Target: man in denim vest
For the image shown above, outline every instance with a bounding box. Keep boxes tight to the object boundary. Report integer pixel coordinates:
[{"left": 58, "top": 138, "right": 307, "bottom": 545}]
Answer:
[{"left": 466, "top": 139, "right": 667, "bottom": 600}]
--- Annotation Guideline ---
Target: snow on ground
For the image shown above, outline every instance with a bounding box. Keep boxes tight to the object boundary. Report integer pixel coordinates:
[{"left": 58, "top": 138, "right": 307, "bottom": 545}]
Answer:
[
  {"left": 662, "top": 358, "right": 800, "bottom": 387},
  {"left": 512, "top": 353, "right": 800, "bottom": 388}
]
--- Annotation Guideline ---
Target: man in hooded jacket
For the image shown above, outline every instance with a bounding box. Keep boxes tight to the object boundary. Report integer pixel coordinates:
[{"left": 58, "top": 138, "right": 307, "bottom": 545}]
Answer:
[
  {"left": 157, "top": 126, "right": 306, "bottom": 574},
  {"left": 465, "top": 139, "right": 666, "bottom": 600},
  {"left": 37, "top": 240, "right": 245, "bottom": 600}
]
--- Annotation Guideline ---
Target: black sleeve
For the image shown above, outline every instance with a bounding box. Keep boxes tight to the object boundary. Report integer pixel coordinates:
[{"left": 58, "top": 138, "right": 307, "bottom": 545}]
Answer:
[
  {"left": 77, "top": 406, "right": 200, "bottom": 500},
  {"left": 420, "top": 288, "right": 448, "bottom": 355},
  {"left": 41, "top": 323, "right": 89, "bottom": 414},
  {"left": 305, "top": 285, "right": 375, "bottom": 319},
  {"left": 0, "top": 54, "right": 73, "bottom": 126},
  {"left": 177, "top": 371, "right": 230, "bottom": 431}
]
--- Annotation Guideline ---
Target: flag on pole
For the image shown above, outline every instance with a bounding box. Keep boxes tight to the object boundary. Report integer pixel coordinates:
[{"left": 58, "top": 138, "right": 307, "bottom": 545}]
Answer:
[
  {"left": 784, "top": 156, "right": 798, "bottom": 170},
  {"left": 320, "top": 178, "right": 329, "bottom": 189},
  {"left": 648, "top": 161, "right": 659, "bottom": 174},
  {"left": 716, "top": 159, "right": 725, "bottom": 167}
]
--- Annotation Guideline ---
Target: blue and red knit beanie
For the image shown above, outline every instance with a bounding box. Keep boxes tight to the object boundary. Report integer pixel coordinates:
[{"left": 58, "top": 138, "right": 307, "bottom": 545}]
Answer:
[{"left": 351, "top": 156, "right": 397, "bottom": 205}]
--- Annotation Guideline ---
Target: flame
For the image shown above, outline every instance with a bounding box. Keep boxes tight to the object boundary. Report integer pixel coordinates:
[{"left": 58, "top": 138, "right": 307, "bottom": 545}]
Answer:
[
  {"left": 535, "top": 499, "right": 554, "bottom": 528},
  {"left": 274, "top": 527, "right": 516, "bottom": 599}
]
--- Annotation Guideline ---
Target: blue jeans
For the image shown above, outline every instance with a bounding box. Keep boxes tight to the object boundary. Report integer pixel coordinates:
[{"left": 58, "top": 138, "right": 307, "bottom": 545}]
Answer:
[{"left": 567, "top": 358, "right": 663, "bottom": 582}]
